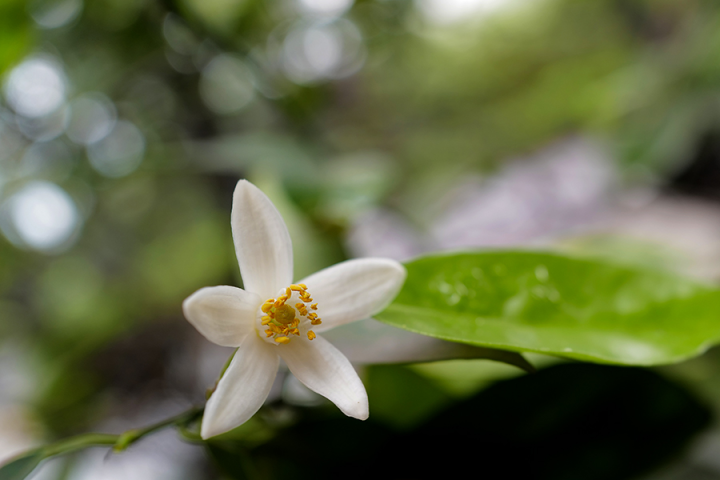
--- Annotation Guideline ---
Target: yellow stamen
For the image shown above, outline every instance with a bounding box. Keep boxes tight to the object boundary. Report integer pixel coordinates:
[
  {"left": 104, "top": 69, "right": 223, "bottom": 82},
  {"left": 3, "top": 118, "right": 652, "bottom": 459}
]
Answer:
[{"left": 261, "top": 286, "right": 321, "bottom": 345}]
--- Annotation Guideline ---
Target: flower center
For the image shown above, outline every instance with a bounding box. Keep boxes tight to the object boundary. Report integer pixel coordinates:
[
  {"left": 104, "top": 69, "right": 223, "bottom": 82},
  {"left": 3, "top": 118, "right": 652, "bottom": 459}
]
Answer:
[{"left": 258, "top": 284, "right": 321, "bottom": 345}]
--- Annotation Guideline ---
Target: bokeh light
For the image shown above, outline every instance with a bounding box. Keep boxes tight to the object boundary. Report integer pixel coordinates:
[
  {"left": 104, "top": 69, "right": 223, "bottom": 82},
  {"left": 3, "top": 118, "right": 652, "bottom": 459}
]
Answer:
[
  {"left": 66, "top": 93, "right": 117, "bottom": 145},
  {"left": 298, "top": 0, "right": 354, "bottom": 18},
  {"left": 15, "top": 104, "right": 70, "bottom": 141},
  {"left": 1, "top": 181, "right": 81, "bottom": 252},
  {"left": 281, "top": 19, "right": 365, "bottom": 84},
  {"left": 3, "top": 56, "right": 67, "bottom": 118},
  {"left": 162, "top": 14, "right": 199, "bottom": 56},
  {"left": 86, "top": 120, "right": 145, "bottom": 177},
  {"left": 29, "top": 0, "right": 83, "bottom": 29},
  {"left": 417, "top": 0, "right": 529, "bottom": 25},
  {"left": 199, "top": 54, "right": 255, "bottom": 115}
]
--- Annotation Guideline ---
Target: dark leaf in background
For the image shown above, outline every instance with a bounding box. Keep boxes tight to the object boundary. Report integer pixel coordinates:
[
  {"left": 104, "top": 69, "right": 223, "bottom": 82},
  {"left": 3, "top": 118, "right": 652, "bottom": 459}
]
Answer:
[
  {"left": 208, "top": 363, "right": 710, "bottom": 480},
  {"left": 0, "top": 451, "right": 44, "bottom": 480}
]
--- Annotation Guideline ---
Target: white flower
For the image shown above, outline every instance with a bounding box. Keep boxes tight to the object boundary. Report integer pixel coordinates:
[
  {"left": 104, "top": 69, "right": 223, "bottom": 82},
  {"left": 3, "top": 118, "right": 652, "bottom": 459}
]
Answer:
[{"left": 183, "top": 180, "right": 407, "bottom": 439}]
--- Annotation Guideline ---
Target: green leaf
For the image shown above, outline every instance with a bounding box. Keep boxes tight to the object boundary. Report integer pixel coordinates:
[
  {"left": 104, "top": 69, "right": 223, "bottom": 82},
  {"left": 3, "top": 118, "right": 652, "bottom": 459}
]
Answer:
[
  {"left": 0, "top": 450, "right": 45, "bottom": 480},
  {"left": 376, "top": 251, "right": 720, "bottom": 366}
]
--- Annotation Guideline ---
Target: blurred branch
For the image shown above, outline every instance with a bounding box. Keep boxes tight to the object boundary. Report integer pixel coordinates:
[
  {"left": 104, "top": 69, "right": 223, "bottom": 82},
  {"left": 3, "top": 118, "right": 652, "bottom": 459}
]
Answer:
[
  {"left": 112, "top": 406, "right": 204, "bottom": 452},
  {"left": 0, "top": 407, "right": 204, "bottom": 480}
]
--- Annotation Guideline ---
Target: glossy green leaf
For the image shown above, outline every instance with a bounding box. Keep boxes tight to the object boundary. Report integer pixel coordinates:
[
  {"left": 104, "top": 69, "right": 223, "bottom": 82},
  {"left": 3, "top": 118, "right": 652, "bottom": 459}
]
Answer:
[{"left": 375, "top": 251, "right": 720, "bottom": 366}]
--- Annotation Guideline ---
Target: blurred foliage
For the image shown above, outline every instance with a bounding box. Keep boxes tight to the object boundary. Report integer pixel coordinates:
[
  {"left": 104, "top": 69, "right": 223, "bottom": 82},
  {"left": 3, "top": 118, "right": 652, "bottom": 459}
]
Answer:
[
  {"left": 3, "top": 0, "right": 720, "bottom": 478},
  {"left": 207, "top": 363, "right": 711, "bottom": 480},
  {"left": 0, "top": 0, "right": 31, "bottom": 75}
]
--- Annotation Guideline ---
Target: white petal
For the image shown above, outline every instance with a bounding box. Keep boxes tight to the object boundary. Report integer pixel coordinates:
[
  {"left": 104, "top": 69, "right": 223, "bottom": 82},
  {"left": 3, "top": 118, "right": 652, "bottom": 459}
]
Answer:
[
  {"left": 322, "top": 318, "right": 535, "bottom": 371},
  {"left": 201, "top": 335, "right": 279, "bottom": 439},
  {"left": 299, "top": 258, "right": 406, "bottom": 333},
  {"left": 279, "top": 335, "right": 368, "bottom": 420},
  {"left": 183, "top": 286, "right": 261, "bottom": 347},
  {"left": 232, "top": 180, "right": 293, "bottom": 299},
  {"left": 320, "top": 317, "right": 491, "bottom": 364}
]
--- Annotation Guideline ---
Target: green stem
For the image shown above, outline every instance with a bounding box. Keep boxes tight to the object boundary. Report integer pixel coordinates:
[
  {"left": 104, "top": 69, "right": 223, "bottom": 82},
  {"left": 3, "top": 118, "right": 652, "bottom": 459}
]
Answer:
[
  {"left": 113, "top": 406, "right": 204, "bottom": 452},
  {"left": 10, "top": 406, "right": 204, "bottom": 464},
  {"left": 43, "top": 433, "right": 119, "bottom": 457}
]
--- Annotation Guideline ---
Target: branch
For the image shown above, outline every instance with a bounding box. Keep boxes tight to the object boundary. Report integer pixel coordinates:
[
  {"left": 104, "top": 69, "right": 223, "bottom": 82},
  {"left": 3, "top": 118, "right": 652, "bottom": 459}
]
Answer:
[{"left": 0, "top": 407, "right": 203, "bottom": 480}]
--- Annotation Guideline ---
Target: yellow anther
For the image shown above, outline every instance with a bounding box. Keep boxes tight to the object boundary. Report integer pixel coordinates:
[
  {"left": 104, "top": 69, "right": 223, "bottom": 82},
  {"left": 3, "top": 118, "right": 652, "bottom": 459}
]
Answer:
[{"left": 261, "top": 288, "right": 322, "bottom": 344}]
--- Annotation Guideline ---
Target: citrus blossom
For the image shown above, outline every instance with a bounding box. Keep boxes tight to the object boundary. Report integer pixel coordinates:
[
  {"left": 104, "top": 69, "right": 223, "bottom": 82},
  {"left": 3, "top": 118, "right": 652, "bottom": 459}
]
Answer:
[{"left": 183, "top": 180, "right": 406, "bottom": 438}]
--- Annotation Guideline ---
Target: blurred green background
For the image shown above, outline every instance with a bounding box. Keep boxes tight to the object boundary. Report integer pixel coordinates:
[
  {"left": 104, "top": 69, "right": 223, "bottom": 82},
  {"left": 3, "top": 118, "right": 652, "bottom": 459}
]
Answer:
[{"left": 3, "top": 0, "right": 720, "bottom": 478}]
